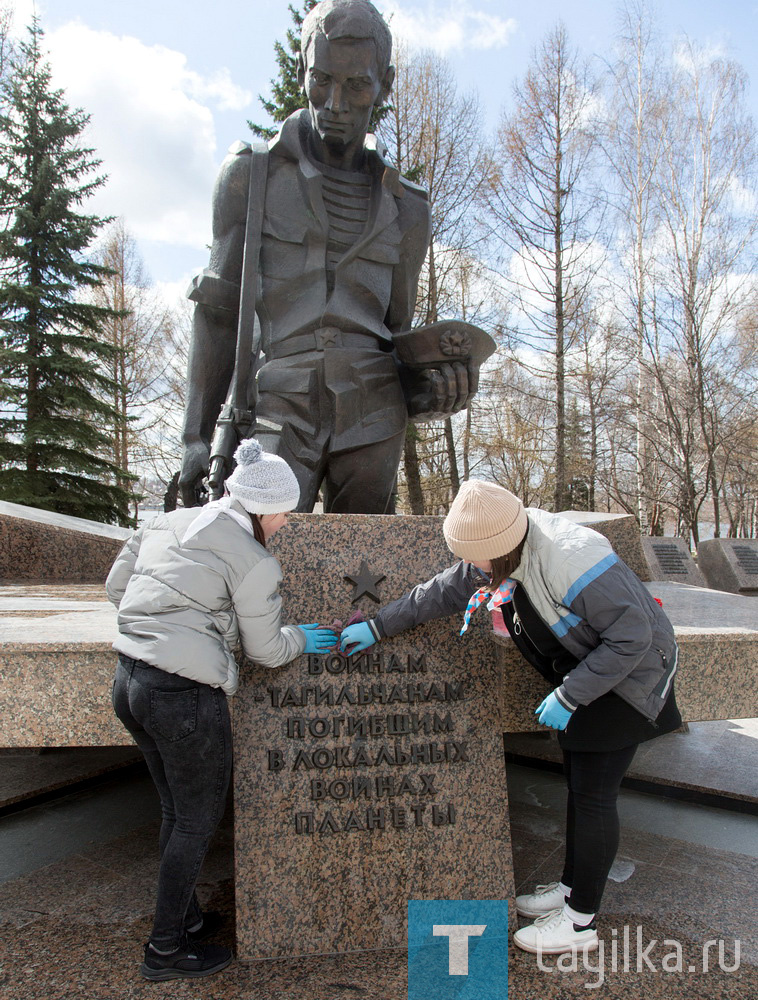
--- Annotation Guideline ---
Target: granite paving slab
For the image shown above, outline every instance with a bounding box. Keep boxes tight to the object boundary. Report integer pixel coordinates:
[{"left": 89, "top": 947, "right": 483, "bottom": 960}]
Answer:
[
  {"left": 0, "top": 853, "right": 123, "bottom": 915},
  {"left": 613, "top": 825, "right": 681, "bottom": 866},
  {"left": 508, "top": 801, "right": 564, "bottom": 890},
  {"left": 1, "top": 804, "right": 756, "bottom": 999},
  {"left": 660, "top": 838, "right": 758, "bottom": 886}
]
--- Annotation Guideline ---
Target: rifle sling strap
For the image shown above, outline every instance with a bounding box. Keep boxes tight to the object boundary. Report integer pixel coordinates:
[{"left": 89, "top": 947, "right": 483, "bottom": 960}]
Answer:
[{"left": 233, "top": 141, "right": 269, "bottom": 417}]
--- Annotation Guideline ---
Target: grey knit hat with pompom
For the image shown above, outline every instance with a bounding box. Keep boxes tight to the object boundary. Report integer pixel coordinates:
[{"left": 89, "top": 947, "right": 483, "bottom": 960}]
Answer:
[{"left": 225, "top": 439, "right": 300, "bottom": 514}]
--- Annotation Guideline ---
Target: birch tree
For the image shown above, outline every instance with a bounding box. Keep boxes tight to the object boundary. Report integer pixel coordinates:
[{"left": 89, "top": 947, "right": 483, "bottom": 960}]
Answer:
[
  {"left": 653, "top": 40, "right": 757, "bottom": 544},
  {"left": 487, "top": 23, "right": 601, "bottom": 511},
  {"left": 604, "top": 0, "right": 668, "bottom": 530},
  {"left": 468, "top": 357, "right": 553, "bottom": 506}
]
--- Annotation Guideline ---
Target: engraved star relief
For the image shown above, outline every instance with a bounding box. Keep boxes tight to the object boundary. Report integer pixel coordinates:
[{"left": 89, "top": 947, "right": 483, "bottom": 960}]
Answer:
[{"left": 344, "top": 561, "right": 386, "bottom": 604}]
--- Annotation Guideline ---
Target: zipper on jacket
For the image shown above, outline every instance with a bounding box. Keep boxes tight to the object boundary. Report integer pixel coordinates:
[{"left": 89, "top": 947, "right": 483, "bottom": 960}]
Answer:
[
  {"left": 652, "top": 646, "right": 678, "bottom": 701},
  {"left": 511, "top": 592, "right": 544, "bottom": 660}
]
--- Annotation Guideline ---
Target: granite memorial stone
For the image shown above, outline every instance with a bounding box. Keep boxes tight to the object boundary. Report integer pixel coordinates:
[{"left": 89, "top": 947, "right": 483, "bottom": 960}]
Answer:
[
  {"left": 178, "top": 0, "right": 494, "bottom": 513},
  {"left": 698, "top": 538, "right": 758, "bottom": 596},
  {"left": 232, "top": 514, "right": 515, "bottom": 959},
  {"left": 641, "top": 536, "right": 706, "bottom": 587}
]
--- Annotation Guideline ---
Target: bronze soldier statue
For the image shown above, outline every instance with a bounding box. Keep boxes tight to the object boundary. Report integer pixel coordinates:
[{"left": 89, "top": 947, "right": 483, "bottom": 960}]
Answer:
[{"left": 179, "top": 0, "right": 493, "bottom": 512}]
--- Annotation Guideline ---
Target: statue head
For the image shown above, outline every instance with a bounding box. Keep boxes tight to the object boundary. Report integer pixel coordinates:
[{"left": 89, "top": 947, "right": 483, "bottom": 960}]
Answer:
[{"left": 297, "top": 0, "right": 394, "bottom": 164}]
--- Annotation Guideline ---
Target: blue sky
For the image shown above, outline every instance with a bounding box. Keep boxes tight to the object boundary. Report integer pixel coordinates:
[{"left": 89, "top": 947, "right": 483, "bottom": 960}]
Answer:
[{"left": 8, "top": 0, "right": 758, "bottom": 298}]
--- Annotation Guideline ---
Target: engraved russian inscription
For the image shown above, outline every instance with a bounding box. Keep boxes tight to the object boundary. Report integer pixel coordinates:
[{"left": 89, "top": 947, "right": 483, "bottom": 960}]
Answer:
[
  {"left": 651, "top": 542, "right": 689, "bottom": 576},
  {"left": 262, "top": 646, "right": 468, "bottom": 836},
  {"left": 307, "top": 651, "right": 427, "bottom": 674},
  {"left": 734, "top": 545, "right": 758, "bottom": 576}
]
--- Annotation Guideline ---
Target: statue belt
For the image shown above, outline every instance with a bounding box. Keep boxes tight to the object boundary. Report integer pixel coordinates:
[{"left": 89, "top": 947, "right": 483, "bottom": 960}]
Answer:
[{"left": 267, "top": 327, "right": 384, "bottom": 359}]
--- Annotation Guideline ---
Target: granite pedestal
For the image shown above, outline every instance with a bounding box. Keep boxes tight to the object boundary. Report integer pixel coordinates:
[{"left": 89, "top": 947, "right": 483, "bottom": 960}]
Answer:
[
  {"left": 0, "top": 585, "right": 127, "bottom": 747},
  {"left": 2, "top": 504, "right": 757, "bottom": 973},
  {"left": 234, "top": 514, "right": 514, "bottom": 960},
  {"left": 1, "top": 506, "right": 756, "bottom": 743}
]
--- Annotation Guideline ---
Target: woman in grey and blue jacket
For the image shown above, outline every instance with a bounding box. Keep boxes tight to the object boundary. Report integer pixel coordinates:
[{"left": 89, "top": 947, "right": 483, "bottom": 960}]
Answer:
[
  {"left": 339, "top": 479, "right": 681, "bottom": 959},
  {"left": 107, "top": 440, "right": 337, "bottom": 982}
]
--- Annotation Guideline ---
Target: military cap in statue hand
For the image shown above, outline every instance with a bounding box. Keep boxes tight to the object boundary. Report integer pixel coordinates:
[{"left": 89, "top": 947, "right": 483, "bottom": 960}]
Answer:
[{"left": 395, "top": 321, "right": 497, "bottom": 421}]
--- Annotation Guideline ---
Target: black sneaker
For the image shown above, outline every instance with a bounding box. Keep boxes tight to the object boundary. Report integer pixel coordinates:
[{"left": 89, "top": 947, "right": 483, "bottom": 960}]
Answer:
[
  {"left": 185, "top": 910, "right": 225, "bottom": 943},
  {"left": 140, "top": 938, "right": 232, "bottom": 981}
]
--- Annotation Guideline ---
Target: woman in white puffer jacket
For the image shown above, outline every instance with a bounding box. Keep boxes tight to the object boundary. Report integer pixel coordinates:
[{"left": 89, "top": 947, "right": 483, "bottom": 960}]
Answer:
[{"left": 106, "top": 440, "right": 336, "bottom": 983}]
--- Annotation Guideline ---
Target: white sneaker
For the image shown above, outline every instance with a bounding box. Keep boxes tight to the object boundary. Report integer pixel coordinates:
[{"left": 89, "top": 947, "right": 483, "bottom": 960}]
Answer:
[
  {"left": 515, "top": 881, "right": 567, "bottom": 918},
  {"left": 513, "top": 906, "right": 599, "bottom": 956}
]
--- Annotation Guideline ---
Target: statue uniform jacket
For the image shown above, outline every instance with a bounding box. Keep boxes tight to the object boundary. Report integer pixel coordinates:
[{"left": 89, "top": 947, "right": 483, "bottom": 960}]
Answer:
[{"left": 200, "top": 110, "right": 431, "bottom": 455}]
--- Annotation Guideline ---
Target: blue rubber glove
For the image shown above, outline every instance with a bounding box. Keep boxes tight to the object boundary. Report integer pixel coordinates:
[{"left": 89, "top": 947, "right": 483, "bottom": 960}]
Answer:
[
  {"left": 297, "top": 623, "right": 339, "bottom": 654},
  {"left": 535, "top": 691, "right": 573, "bottom": 731},
  {"left": 340, "top": 622, "right": 376, "bottom": 656}
]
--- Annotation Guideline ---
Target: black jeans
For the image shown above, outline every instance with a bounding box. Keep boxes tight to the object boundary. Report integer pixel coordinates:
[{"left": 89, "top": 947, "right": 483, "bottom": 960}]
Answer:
[
  {"left": 112, "top": 654, "right": 232, "bottom": 950},
  {"left": 560, "top": 744, "right": 638, "bottom": 915}
]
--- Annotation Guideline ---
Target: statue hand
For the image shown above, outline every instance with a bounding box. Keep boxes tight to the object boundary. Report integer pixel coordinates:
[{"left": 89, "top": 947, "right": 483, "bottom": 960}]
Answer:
[
  {"left": 405, "top": 361, "right": 476, "bottom": 420},
  {"left": 179, "top": 441, "right": 210, "bottom": 507}
]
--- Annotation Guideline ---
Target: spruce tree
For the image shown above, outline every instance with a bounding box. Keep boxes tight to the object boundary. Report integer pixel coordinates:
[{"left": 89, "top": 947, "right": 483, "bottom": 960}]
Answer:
[
  {"left": 249, "top": 0, "right": 389, "bottom": 140},
  {"left": 0, "top": 21, "right": 133, "bottom": 525}
]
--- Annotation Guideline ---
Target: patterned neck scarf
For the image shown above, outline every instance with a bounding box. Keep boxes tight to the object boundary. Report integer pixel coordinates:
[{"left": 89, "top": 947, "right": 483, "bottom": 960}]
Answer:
[{"left": 460, "top": 578, "right": 516, "bottom": 635}]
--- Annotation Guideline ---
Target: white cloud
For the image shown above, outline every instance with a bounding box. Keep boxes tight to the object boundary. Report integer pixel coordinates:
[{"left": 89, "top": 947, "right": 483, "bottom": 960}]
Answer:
[
  {"left": 184, "top": 67, "right": 252, "bottom": 112},
  {"left": 44, "top": 23, "right": 252, "bottom": 248},
  {"left": 155, "top": 276, "right": 198, "bottom": 319},
  {"left": 378, "top": 1, "right": 517, "bottom": 55}
]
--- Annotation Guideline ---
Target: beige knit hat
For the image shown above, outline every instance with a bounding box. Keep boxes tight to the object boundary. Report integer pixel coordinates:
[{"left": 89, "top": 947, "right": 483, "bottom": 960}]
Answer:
[{"left": 443, "top": 479, "right": 528, "bottom": 562}]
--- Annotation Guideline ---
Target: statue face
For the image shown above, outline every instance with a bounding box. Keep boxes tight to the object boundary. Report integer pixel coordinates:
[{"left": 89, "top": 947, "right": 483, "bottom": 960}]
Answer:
[{"left": 302, "top": 33, "right": 388, "bottom": 156}]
